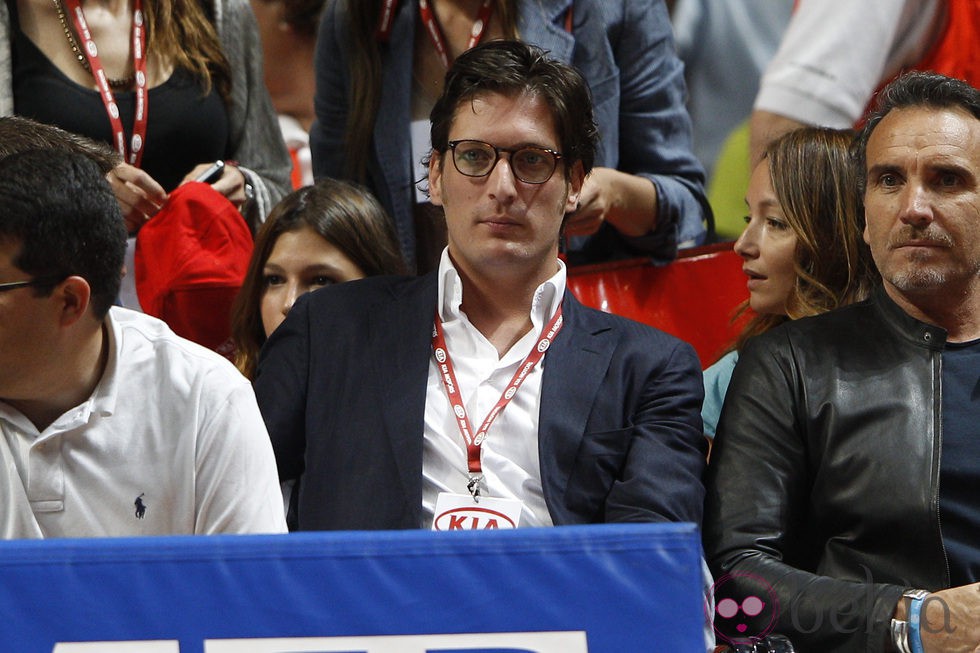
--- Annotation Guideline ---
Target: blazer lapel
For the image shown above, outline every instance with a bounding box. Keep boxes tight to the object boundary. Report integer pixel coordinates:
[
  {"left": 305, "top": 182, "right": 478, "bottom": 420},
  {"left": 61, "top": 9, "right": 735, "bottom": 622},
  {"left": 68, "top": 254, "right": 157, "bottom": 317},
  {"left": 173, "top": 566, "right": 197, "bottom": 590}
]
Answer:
[
  {"left": 372, "top": 274, "right": 439, "bottom": 507},
  {"left": 539, "top": 293, "right": 615, "bottom": 510}
]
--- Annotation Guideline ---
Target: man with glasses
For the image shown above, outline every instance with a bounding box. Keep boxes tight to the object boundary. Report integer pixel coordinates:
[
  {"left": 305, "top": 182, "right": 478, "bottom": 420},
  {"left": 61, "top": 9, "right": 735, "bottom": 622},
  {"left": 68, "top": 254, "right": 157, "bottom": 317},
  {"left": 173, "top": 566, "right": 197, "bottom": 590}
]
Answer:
[
  {"left": 256, "top": 40, "right": 707, "bottom": 532},
  {"left": 0, "top": 148, "right": 286, "bottom": 538}
]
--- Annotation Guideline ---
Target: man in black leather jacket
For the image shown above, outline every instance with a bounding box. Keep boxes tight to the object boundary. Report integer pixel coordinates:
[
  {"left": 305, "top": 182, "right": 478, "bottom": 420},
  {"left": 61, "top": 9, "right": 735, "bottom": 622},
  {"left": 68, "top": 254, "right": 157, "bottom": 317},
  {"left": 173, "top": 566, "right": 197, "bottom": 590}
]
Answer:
[{"left": 704, "top": 71, "right": 980, "bottom": 653}]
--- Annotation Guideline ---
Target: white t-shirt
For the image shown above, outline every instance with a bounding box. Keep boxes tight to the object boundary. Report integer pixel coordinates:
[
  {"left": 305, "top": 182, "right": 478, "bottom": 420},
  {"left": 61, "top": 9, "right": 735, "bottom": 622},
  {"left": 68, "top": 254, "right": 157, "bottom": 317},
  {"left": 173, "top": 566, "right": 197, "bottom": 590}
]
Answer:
[
  {"left": 0, "top": 308, "right": 286, "bottom": 538},
  {"left": 421, "top": 249, "right": 565, "bottom": 528},
  {"left": 754, "top": 0, "right": 943, "bottom": 127}
]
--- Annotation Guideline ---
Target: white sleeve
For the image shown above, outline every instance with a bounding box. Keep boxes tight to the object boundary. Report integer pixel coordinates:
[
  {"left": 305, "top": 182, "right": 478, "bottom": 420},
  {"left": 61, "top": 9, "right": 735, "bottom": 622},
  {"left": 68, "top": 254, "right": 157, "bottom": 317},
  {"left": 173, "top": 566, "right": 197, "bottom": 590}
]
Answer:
[
  {"left": 754, "top": 0, "right": 941, "bottom": 127},
  {"left": 193, "top": 378, "right": 288, "bottom": 534}
]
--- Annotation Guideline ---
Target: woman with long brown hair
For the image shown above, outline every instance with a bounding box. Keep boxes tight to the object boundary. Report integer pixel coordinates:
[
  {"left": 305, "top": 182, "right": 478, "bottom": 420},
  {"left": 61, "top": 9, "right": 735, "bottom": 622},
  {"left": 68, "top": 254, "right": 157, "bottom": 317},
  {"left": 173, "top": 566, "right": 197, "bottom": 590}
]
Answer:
[
  {"left": 702, "top": 127, "right": 879, "bottom": 439},
  {"left": 2, "top": 0, "right": 291, "bottom": 229}
]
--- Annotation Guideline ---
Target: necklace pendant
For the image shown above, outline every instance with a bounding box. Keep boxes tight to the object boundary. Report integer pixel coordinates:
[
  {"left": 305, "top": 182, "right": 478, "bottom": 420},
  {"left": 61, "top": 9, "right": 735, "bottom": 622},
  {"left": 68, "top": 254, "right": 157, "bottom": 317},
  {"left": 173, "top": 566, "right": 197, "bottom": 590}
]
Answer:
[{"left": 54, "top": 0, "right": 135, "bottom": 89}]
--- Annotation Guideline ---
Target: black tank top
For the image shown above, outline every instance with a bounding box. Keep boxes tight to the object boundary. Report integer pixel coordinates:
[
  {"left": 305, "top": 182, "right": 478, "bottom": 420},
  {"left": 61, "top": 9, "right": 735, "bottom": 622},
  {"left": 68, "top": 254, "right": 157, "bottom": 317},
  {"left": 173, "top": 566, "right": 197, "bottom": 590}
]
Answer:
[{"left": 11, "top": 18, "right": 230, "bottom": 192}]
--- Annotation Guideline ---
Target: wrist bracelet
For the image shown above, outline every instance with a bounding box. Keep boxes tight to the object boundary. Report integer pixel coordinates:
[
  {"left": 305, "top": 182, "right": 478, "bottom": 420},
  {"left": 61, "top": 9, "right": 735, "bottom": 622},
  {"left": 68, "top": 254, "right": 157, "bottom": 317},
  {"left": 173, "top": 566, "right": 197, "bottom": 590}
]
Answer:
[
  {"left": 892, "top": 589, "right": 929, "bottom": 653},
  {"left": 909, "top": 593, "right": 927, "bottom": 653},
  {"left": 891, "top": 617, "right": 911, "bottom": 653}
]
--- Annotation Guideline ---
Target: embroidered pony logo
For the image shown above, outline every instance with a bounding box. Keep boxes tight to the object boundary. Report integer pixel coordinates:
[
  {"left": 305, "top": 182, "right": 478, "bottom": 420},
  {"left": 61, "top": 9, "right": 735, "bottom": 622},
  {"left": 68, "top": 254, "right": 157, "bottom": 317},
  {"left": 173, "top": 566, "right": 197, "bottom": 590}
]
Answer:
[{"left": 135, "top": 493, "right": 147, "bottom": 519}]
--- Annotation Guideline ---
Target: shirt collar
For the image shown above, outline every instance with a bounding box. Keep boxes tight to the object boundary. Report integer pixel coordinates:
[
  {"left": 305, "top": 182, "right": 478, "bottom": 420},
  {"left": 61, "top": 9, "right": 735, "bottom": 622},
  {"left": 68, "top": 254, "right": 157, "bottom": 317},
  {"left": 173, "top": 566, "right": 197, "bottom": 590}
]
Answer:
[
  {"left": 88, "top": 309, "right": 122, "bottom": 418},
  {"left": 436, "top": 248, "right": 567, "bottom": 333},
  {"left": 872, "top": 284, "right": 947, "bottom": 350},
  {"left": 56, "top": 312, "right": 121, "bottom": 427}
]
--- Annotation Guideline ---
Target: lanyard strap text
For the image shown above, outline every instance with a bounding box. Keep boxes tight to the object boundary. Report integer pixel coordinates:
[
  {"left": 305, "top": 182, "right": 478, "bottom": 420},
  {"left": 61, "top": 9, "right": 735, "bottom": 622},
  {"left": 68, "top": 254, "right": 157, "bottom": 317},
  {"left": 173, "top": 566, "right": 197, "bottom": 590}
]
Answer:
[
  {"left": 432, "top": 304, "right": 563, "bottom": 476},
  {"left": 63, "top": 0, "right": 148, "bottom": 167}
]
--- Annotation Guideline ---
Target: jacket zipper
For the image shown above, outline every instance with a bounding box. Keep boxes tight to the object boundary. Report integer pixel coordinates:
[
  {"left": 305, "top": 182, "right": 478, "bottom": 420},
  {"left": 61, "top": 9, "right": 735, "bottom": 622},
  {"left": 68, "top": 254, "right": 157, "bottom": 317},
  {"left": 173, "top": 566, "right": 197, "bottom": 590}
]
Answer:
[{"left": 933, "top": 347, "right": 951, "bottom": 586}]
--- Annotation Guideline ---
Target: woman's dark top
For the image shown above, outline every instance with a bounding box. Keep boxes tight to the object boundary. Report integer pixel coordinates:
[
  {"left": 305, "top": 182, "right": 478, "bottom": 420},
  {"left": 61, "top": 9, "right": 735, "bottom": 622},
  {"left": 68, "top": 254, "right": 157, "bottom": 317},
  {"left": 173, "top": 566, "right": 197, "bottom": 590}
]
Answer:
[{"left": 11, "top": 16, "right": 229, "bottom": 192}]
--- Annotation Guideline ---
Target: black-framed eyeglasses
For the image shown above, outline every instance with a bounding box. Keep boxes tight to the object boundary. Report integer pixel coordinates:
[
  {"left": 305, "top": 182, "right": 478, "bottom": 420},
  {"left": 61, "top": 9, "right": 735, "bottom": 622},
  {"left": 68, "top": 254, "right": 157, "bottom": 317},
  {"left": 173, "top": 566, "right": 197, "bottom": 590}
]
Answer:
[
  {"left": 448, "top": 139, "right": 563, "bottom": 184},
  {"left": 0, "top": 278, "right": 61, "bottom": 294}
]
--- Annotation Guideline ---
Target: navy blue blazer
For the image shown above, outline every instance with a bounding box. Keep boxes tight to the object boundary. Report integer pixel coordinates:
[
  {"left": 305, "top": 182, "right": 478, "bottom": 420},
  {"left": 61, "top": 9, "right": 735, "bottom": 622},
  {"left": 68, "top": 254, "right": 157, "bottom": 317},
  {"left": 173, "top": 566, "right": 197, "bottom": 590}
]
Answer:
[{"left": 255, "top": 273, "right": 706, "bottom": 531}]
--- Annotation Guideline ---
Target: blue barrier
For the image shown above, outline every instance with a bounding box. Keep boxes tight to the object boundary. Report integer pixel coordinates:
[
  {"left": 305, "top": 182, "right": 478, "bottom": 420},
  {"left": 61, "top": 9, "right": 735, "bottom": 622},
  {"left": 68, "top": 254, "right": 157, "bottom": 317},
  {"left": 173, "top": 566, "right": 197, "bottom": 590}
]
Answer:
[{"left": 0, "top": 523, "right": 705, "bottom": 652}]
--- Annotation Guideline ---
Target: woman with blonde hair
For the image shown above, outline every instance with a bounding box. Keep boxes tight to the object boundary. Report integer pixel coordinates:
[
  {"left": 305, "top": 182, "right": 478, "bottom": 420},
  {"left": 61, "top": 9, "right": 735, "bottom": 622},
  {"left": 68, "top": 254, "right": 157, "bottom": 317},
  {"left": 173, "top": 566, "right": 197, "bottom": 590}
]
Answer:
[
  {"left": 231, "top": 178, "right": 407, "bottom": 379},
  {"left": 702, "top": 127, "right": 878, "bottom": 438}
]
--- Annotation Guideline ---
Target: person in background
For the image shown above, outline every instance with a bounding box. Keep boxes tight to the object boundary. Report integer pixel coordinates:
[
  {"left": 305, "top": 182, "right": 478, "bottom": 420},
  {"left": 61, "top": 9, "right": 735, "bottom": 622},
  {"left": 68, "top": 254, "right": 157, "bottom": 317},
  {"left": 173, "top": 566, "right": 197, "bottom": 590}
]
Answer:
[
  {"left": 2, "top": 0, "right": 292, "bottom": 228},
  {"left": 671, "top": 0, "right": 792, "bottom": 181},
  {"left": 749, "top": 0, "right": 979, "bottom": 165},
  {"left": 705, "top": 71, "right": 980, "bottom": 651},
  {"left": 0, "top": 148, "right": 285, "bottom": 538},
  {"left": 670, "top": 0, "right": 793, "bottom": 240},
  {"left": 231, "top": 178, "right": 407, "bottom": 379},
  {"left": 250, "top": 0, "right": 324, "bottom": 188},
  {"left": 701, "top": 127, "right": 877, "bottom": 439},
  {"left": 3, "top": 0, "right": 293, "bottom": 315},
  {"left": 312, "top": 0, "right": 710, "bottom": 272}
]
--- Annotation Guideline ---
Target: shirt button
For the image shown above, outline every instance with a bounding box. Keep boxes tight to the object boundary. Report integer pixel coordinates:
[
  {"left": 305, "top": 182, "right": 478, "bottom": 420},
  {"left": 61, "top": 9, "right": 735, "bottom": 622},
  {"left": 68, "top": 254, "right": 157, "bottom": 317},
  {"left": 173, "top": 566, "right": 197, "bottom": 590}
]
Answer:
[{"left": 923, "top": 332, "right": 933, "bottom": 342}]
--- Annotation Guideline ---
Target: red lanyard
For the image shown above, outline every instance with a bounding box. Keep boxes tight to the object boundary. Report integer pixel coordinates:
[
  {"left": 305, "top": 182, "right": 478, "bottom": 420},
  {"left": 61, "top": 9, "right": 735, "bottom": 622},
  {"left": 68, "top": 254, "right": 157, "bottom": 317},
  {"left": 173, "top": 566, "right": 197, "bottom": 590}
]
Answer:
[
  {"left": 63, "top": 0, "right": 148, "bottom": 167},
  {"left": 377, "top": 0, "right": 398, "bottom": 41},
  {"left": 418, "top": 0, "right": 494, "bottom": 69},
  {"left": 432, "top": 304, "right": 563, "bottom": 493}
]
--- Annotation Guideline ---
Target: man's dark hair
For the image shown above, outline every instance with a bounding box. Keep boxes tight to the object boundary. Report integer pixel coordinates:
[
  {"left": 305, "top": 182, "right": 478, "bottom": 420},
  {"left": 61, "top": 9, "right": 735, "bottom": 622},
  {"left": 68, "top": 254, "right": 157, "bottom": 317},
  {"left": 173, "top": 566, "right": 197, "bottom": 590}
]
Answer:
[
  {"left": 0, "top": 116, "right": 121, "bottom": 174},
  {"left": 854, "top": 72, "right": 980, "bottom": 193},
  {"left": 0, "top": 150, "right": 127, "bottom": 319},
  {"left": 429, "top": 39, "right": 599, "bottom": 177}
]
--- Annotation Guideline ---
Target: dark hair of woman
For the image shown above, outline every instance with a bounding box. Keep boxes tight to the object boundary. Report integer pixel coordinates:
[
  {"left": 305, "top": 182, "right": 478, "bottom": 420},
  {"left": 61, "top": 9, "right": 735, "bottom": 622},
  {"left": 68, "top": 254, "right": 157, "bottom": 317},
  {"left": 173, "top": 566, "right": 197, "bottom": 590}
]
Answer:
[
  {"left": 343, "top": 0, "right": 519, "bottom": 182},
  {"left": 231, "top": 178, "right": 407, "bottom": 378}
]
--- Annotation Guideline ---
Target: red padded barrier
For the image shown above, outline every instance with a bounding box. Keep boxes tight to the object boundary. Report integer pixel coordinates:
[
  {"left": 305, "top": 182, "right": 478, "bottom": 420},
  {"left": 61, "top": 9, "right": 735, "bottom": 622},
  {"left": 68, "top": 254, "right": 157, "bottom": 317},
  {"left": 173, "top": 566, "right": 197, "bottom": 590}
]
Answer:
[{"left": 567, "top": 243, "right": 751, "bottom": 367}]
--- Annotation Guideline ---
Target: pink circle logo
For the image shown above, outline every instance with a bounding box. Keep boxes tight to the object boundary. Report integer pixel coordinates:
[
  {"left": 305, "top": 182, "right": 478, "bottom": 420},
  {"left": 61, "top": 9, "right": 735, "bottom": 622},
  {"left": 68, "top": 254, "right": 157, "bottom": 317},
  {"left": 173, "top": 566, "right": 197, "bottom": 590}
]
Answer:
[{"left": 707, "top": 572, "right": 779, "bottom": 646}]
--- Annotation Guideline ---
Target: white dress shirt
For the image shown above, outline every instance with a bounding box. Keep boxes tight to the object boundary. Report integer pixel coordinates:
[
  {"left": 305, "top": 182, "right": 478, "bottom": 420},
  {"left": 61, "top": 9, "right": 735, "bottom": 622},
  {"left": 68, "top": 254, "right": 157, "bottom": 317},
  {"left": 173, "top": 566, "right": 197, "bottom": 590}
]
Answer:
[{"left": 421, "top": 249, "right": 565, "bottom": 528}]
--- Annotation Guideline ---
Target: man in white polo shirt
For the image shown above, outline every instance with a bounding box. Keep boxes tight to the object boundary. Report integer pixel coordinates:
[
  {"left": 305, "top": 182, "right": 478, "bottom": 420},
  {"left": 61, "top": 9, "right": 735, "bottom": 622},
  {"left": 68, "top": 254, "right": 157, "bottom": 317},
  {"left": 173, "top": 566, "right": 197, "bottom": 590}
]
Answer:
[{"left": 0, "top": 148, "right": 285, "bottom": 538}]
